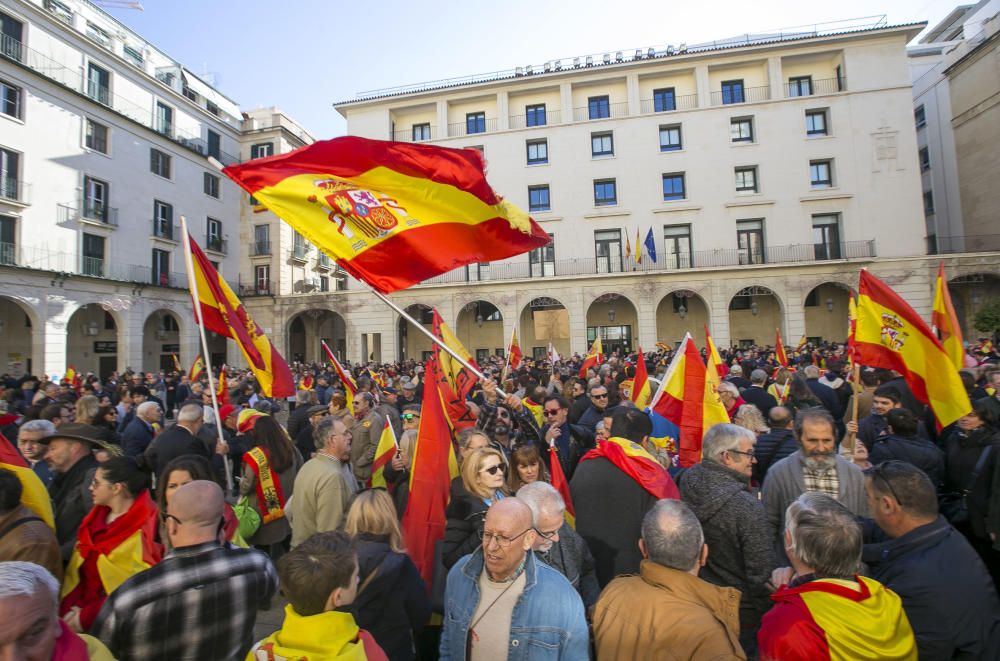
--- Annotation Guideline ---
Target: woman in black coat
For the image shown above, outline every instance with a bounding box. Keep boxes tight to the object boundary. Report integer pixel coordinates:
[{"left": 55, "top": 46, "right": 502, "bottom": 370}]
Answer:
[
  {"left": 442, "top": 447, "right": 508, "bottom": 569},
  {"left": 343, "top": 489, "right": 430, "bottom": 661}
]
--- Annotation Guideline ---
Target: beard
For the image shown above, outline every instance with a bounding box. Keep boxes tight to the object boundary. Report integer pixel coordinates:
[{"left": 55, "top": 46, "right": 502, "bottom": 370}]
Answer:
[
  {"left": 493, "top": 424, "right": 510, "bottom": 437},
  {"left": 803, "top": 452, "right": 836, "bottom": 471}
]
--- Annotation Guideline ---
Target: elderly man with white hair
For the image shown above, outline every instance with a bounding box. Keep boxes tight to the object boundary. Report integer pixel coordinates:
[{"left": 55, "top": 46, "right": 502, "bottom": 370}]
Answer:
[
  {"left": 716, "top": 381, "right": 746, "bottom": 420},
  {"left": 517, "top": 481, "right": 600, "bottom": 613},
  {"left": 121, "top": 400, "right": 161, "bottom": 458},
  {"left": 680, "top": 422, "right": 775, "bottom": 654},
  {"left": 144, "top": 403, "right": 219, "bottom": 478},
  {"left": 0, "top": 561, "right": 113, "bottom": 659}
]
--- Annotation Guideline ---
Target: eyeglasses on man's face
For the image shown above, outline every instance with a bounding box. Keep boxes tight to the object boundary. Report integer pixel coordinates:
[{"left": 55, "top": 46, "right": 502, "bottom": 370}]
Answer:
[
  {"left": 728, "top": 448, "right": 756, "bottom": 460},
  {"left": 534, "top": 526, "right": 560, "bottom": 541},
  {"left": 479, "top": 527, "right": 531, "bottom": 548},
  {"left": 543, "top": 407, "right": 562, "bottom": 417},
  {"left": 480, "top": 463, "right": 506, "bottom": 476},
  {"left": 591, "top": 392, "right": 608, "bottom": 400}
]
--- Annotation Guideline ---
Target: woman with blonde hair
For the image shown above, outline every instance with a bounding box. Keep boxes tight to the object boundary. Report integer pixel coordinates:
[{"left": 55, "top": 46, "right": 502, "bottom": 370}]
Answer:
[
  {"left": 442, "top": 447, "right": 508, "bottom": 568},
  {"left": 734, "top": 404, "right": 769, "bottom": 435},
  {"left": 74, "top": 395, "right": 100, "bottom": 425},
  {"left": 343, "top": 489, "right": 430, "bottom": 660},
  {"left": 768, "top": 367, "right": 792, "bottom": 403}
]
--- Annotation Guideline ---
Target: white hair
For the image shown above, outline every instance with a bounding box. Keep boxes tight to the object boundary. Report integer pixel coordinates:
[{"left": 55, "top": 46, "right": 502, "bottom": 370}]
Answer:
[
  {"left": 702, "top": 423, "right": 755, "bottom": 463},
  {"left": 177, "top": 403, "right": 203, "bottom": 424},
  {"left": 19, "top": 419, "right": 56, "bottom": 436},
  {"left": 517, "top": 481, "right": 565, "bottom": 524},
  {"left": 716, "top": 381, "right": 739, "bottom": 397},
  {"left": 0, "top": 562, "right": 59, "bottom": 607},
  {"left": 137, "top": 401, "right": 160, "bottom": 417}
]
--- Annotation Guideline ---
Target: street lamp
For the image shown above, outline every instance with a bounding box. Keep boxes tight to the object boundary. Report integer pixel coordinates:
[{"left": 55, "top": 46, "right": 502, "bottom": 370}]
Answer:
[
  {"left": 608, "top": 306, "right": 616, "bottom": 322},
  {"left": 750, "top": 301, "right": 759, "bottom": 316},
  {"left": 677, "top": 303, "right": 687, "bottom": 319},
  {"left": 826, "top": 298, "right": 834, "bottom": 312}
]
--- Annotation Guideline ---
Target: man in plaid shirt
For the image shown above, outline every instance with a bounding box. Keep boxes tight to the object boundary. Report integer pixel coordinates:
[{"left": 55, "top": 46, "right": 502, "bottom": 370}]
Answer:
[{"left": 91, "top": 480, "right": 277, "bottom": 660}]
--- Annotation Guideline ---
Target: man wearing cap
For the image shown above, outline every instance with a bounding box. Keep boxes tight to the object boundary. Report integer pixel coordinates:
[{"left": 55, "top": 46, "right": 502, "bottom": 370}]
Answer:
[
  {"left": 396, "top": 379, "right": 420, "bottom": 412},
  {"left": 294, "top": 404, "right": 329, "bottom": 461},
  {"left": 39, "top": 422, "right": 101, "bottom": 559},
  {"left": 349, "top": 392, "right": 383, "bottom": 485}
]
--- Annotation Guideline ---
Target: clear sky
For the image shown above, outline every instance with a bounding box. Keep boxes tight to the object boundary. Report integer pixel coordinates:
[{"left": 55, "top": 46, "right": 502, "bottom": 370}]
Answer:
[{"left": 105, "top": 0, "right": 959, "bottom": 139}]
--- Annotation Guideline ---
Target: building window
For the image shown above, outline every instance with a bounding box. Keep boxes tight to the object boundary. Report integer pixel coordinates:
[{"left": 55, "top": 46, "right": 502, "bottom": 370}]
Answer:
[
  {"left": 0, "top": 79, "right": 21, "bottom": 119},
  {"left": 736, "top": 219, "right": 765, "bottom": 264},
  {"left": 923, "top": 191, "right": 935, "bottom": 216},
  {"left": 86, "top": 22, "right": 111, "bottom": 48},
  {"left": 333, "top": 267, "right": 348, "bottom": 291},
  {"left": 86, "top": 63, "right": 110, "bottom": 105},
  {"left": 0, "top": 214, "right": 14, "bottom": 266},
  {"left": 812, "top": 213, "right": 842, "bottom": 260},
  {"left": 591, "top": 131, "right": 613, "bottom": 157},
  {"left": 588, "top": 95, "right": 610, "bottom": 120},
  {"left": 466, "top": 112, "right": 486, "bottom": 134},
  {"left": 663, "top": 225, "right": 692, "bottom": 269},
  {"left": 593, "top": 179, "right": 617, "bottom": 206},
  {"left": 319, "top": 275, "right": 329, "bottom": 292},
  {"left": 659, "top": 124, "right": 682, "bottom": 152},
  {"left": 730, "top": 117, "right": 754, "bottom": 143},
  {"left": 205, "top": 100, "right": 219, "bottom": 116},
  {"left": 526, "top": 104, "right": 546, "bottom": 127},
  {"left": 806, "top": 109, "right": 828, "bottom": 136},
  {"left": 204, "top": 172, "right": 220, "bottom": 198},
  {"left": 82, "top": 233, "right": 105, "bottom": 277},
  {"left": 914, "top": 105, "right": 926, "bottom": 129},
  {"left": 123, "top": 45, "right": 143, "bottom": 68},
  {"left": 250, "top": 142, "right": 273, "bottom": 159},
  {"left": 735, "top": 166, "right": 758, "bottom": 193},
  {"left": 809, "top": 159, "right": 833, "bottom": 188},
  {"left": 83, "top": 175, "right": 109, "bottom": 221},
  {"left": 207, "top": 130, "right": 221, "bottom": 159},
  {"left": 661, "top": 173, "right": 686, "bottom": 201},
  {"left": 835, "top": 65, "right": 844, "bottom": 91},
  {"left": 788, "top": 75, "right": 813, "bottom": 97},
  {"left": 412, "top": 123, "right": 431, "bottom": 141},
  {"left": 155, "top": 101, "right": 173, "bottom": 137},
  {"left": 150, "top": 148, "right": 171, "bottom": 178},
  {"left": 528, "top": 185, "right": 551, "bottom": 212},
  {"left": 594, "top": 229, "right": 622, "bottom": 273},
  {"left": 207, "top": 217, "right": 223, "bottom": 251},
  {"left": 152, "top": 248, "right": 170, "bottom": 286},
  {"left": 85, "top": 119, "right": 108, "bottom": 154},
  {"left": 526, "top": 139, "right": 548, "bottom": 165},
  {"left": 465, "top": 262, "right": 491, "bottom": 282},
  {"left": 653, "top": 87, "right": 676, "bottom": 112},
  {"left": 919, "top": 146, "right": 930, "bottom": 171},
  {"left": 529, "top": 233, "right": 555, "bottom": 277},
  {"left": 255, "top": 265, "right": 270, "bottom": 292},
  {"left": 44, "top": 1, "right": 73, "bottom": 25},
  {"left": 721, "top": 79, "right": 745, "bottom": 104},
  {"left": 0, "top": 147, "right": 17, "bottom": 202},
  {"left": 153, "top": 200, "right": 173, "bottom": 239},
  {"left": 253, "top": 225, "right": 270, "bottom": 255}
]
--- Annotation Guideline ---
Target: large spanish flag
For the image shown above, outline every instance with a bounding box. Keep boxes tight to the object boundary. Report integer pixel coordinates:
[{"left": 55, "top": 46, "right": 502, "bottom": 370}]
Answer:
[
  {"left": 932, "top": 262, "right": 965, "bottom": 370},
  {"left": 651, "top": 334, "right": 730, "bottom": 467},
  {"left": 0, "top": 432, "right": 54, "bottom": 528},
  {"left": 322, "top": 340, "right": 357, "bottom": 414},
  {"left": 855, "top": 269, "right": 970, "bottom": 427},
  {"left": 631, "top": 347, "right": 652, "bottom": 408},
  {"left": 184, "top": 234, "right": 294, "bottom": 398},
  {"left": 221, "top": 137, "right": 550, "bottom": 293}
]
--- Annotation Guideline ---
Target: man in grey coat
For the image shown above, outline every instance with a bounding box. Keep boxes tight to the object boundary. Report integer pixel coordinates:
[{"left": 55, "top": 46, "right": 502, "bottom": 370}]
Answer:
[
  {"left": 680, "top": 423, "right": 775, "bottom": 654},
  {"left": 762, "top": 408, "right": 867, "bottom": 561}
]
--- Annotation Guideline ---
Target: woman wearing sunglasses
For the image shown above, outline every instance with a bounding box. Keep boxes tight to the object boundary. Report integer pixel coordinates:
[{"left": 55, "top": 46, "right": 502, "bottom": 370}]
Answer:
[{"left": 442, "top": 447, "right": 509, "bottom": 569}]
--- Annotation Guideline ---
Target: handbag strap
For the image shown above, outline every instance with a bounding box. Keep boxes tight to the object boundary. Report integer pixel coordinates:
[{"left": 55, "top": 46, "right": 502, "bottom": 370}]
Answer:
[
  {"left": 0, "top": 516, "right": 43, "bottom": 541},
  {"left": 964, "top": 445, "right": 993, "bottom": 493}
]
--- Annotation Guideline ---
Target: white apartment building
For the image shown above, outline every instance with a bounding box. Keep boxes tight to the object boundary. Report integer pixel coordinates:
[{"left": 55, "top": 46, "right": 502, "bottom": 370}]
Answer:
[
  {"left": 242, "top": 18, "right": 997, "bottom": 366},
  {"left": 0, "top": 0, "right": 245, "bottom": 378}
]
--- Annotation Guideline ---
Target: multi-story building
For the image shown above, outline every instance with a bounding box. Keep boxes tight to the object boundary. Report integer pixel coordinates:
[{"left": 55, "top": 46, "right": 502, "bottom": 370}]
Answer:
[
  {"left": 0, "top": 0, "right": 246, "bottom": 378},
  {"left": 242, "top": 17, "right": 997, "bottom": 365}
]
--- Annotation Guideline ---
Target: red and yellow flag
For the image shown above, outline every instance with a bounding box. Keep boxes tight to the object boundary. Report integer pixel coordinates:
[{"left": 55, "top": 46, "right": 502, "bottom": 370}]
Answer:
[
  {"left": 775, "top": 329, "right": 789, "bottom": 367},
  {"left": 221, "top": 137, "right": 551, "bottom": 293},
  {"left": 548, "top": 445, "right": 576, "bottom": 528},
  {"left": 216, "top": 364, "right": 229, "bottom": 405},
  {"left": 369, "top": 419, "right": 399, "bottom": 489},
  {"left": 184, "top": 234, "right": 294, "bottom": 397},
  {"left": 432, "top": 310, "right": 479, "bottom": 431},
  {"left": 635, "top": 226, "right": 643, "bottom": 264},
  {"left": 508, "top": 327, "right": 523, "bottom": 371},
  {"left": 322, "top": 340, "right": 357, "bottom": 414},
  {"left": 579, "top": 437, "right": 679, "bottom": 499},
  {"left": 631, "top": 347, "right": 652, "bottom": 409},
  {"left": 171, "top": 353, "right": 182, "bottom": 373},
  {"left": 855, "top": 269, "right": 971, "bottom": 428},
  {"left": 932, "top": 262, "right": 965, "bottom": 370},
  {"left": 188, "top": 355, "right": 205, "bottom": 382},
  {"left": 579, "top": 337, "right": 603, "bottom": 377},
  {"left": 0, "top": 432, "right": 55, "bottom": 528},
  {"left": 705, "top": 325, "right": 728, "bottom": 382}
]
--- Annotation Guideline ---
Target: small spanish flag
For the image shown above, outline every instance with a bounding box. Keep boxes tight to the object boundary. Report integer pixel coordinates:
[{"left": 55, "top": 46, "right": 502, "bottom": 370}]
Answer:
[
  {"left": 508, "top": 327, "right": 523, "bottom": 371},
  {"left": 775, "top": 329, "right": 789, "bottom": 367},
  {"left": 221, "top": 137, "right": 551, "bottom": 293},
  {"left": 579, "top": 337, "right": 603, "bottom": 377},
  {"left": 323, "top": 341, "right": 357, "bottom": 414},
  {"left": 932, "top": 262, "right": 964, "bottom": 370},
  {"left": 171, "top": 353, "right": 182, "bottom": 373},
  {"left": 369, "top": 419, "right": 399, "bottom": 489},
  {"left": 188, "top": 355, "right": 205, "bottom": 382},
  {"left": 631, "top": 347, "right": 652, "bottom": 409}
]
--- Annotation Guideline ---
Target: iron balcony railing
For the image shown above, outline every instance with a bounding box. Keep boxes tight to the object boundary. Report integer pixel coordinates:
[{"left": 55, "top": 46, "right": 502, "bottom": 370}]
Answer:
[
  {"left": 239, "top": 284, "right": 273, "bottom": 297},
  {"left": 250, "top": 241, "right": 271, "bottom": 256},
  {"left": 81, "top": 202, "right": 118, "bottom": 227},
  {"left": 508, "top": 109, "right": 562, "bottom": 129},
  {"left": 291, "top": 244, "right": 309, "bottom": 260},
  {"left": 447, "top": 117, "right": 498, "bottom": 137},
  {"left": 205, "top": 235, "right": 228, "bottom": 254},
  {"left": 152, "top": 219, "right": 179, "bottom": 241},
  {"left": 0, "top": 242, "right": 16, "bottom": 266},
  {"left": 0, "top": 243, "right": 189, "bottom": 287},
  {"left": 392, "top": 126, "right": 435, "bottom": 142},
  {"left": 0, "top": 177, "right": 30, "bottom": 204},
  {"left": 573, "top": 101, "right": 629, "bottom": 122},
  {"left": 785, "top": 77, "right": 845, "bottom": 98},
  {"left": 711, "top": 85, "right": 771, "bottom": 106},
  {"left": 930, "top": 234, "right": 1000, "bottom": 255},
  {"left": 639, "top": 94, "right": 698, "bottom": 114}
]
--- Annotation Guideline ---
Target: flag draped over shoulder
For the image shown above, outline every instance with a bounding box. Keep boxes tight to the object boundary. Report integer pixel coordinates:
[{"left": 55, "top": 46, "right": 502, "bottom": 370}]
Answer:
[
  {"left": 222, "top": 137, "right": 551, "bottom": 294},
  {"left": 431, "top": 310, "right": 479, "bottom": 431},
  {"left": 0, "top": 432, "right": 54, "bottom": 528},
  {"left": 705, "top": 326, "right": 729, "bottom": 379},
  {"left": 402, "top": 359, "right": 457, "bottom": 590},
  {"left": 932, "top": 262, "right": 965, "bottom": 370},
  {"left": 369, "top": 419, "right": 398, "bottom": 489},
  {"left": 775, "top": 330, "right": 789, "bottom": 367},
  {"left": 579, "top": 337, "right": 603, "bottom": 377},
  {"left": 185, "top": 234, "right": 294, "bottom": 397},
  {"left": 651, "top": 334, "right": 730, "bottom": 467},
  {"left": 579, "top": 437, "right": 678, "bottom": 499},
  {"left": 323, "top": 341, "right": 357, "bottom": 413},
  {"left": 631, "top": 347, "right": 652, "bottom": 408},
  {"left": 855, "top": 269, "right": 971, "bottom": 427}
]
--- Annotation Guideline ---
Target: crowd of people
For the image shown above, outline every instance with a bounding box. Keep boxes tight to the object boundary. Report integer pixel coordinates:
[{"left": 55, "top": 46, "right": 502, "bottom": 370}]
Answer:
[{"left": 1, "top": 335, "right": 999, "bottom": 660}]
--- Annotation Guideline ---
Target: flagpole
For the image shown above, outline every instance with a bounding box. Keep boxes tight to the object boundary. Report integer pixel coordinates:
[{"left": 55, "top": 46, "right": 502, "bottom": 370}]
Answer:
[
  {"left": 846, "top": 362, "right": 861, "bottom": 455},
  {"left": 180, "top": 217, "right": 233, "bottom": 492},
  {"left": 500, "top": 324, "right": 515, "bottom": 383},
  {"left": 368, "top": 288, "right": 509, "bottom": 397}
]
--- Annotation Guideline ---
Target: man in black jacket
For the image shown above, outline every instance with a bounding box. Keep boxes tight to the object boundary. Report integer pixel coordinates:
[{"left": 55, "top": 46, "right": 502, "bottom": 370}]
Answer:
[
  {"left": 742, "top": 369, "right": 777, "bottom": 420},
  {"left": 753, "top": 407, "right": 798, "bottom": 484},
  {"left": 863, "top": 461, "right": 1000, "bottom": 660},
  {"left": 804, "top": 365, "right": 843, "bottom": 421},
  {"left": 38, "top": 422, "right": 101, "bottom": 560},
  {"left": 145, "top": 403, "right": 215, "bottom": 477},
  {"left": 540, "top": 395, "right": 594, "bottom": 480},
  {"left": 869, "top": 409, "right": 944, "bottom": 489}
]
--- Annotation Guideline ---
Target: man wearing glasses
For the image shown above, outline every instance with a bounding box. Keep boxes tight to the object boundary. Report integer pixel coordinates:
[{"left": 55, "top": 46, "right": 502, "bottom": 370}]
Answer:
[
  {"left": 439, "top": 497, "right": 588, "bottom": 660},
  {"left": 541, "top": 395, "right": 594, "bottom": 480},
  {"left": 679, "top": 423, "right": 775, "bottom": 655},
  {"left": 577, "top": 384, "right": 610, "bottom": 434}
]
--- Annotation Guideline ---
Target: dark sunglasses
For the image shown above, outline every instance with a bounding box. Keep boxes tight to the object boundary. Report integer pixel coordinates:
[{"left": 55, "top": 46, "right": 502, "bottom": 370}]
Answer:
[
  {"left": 543, "top": 408, "right": 562, "bottom": 416},
  {"left": 481, "top": 464, "right": 506, "bottom": 476},
  {"left": 591, "top": 393, "right": 608, "bottom": 399}
]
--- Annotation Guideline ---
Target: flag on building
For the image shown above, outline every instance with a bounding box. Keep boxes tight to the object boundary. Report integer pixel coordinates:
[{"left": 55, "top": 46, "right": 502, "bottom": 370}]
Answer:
[
  {"left": 775, "top": 330, "right": 789, "bottom": 367},
  {"left": 644, "top": 227, "right": 657, "bottom": 263},
  {"left": 322, "top": 340, "right": 357, "bottom": 413},
  {"left": 635, "top": 227, "right": 643, "bottom": 264},
  {"left": 650, "top": 334, "right": 731, "bottom": 467},
  {"left": 431, "top": 309, "right": 479, "bottom": 431},
  {"left": 369, "top": 418, "right": 399, "bottom": 488},
  {"left": 548, "top": 445, "right": 575, "bottom": 527},
  {"left": 0, "top": 432, "right": 55, "bottom": 528},
  {"left": 188, "top": 355, "right": 205, "bottom": 382},
  {"left": 855, "top": 269, "right": 971, "bottom": 428},
  {"left": 216, "top": 364, "right": 229, "bottom": 405},
  {"left": 579, "top": 337, "right": 604, "bottom": 377},
  {"left": 184, "top": 233, "right": 294, "bottom": 397},
  {"left": 705, "top": 325, "right": 729, "bottom": 380},
  {"left": 508, "top": 327, "right": 523, "bottom": 370},
  {"left": 402, "top": 358, "right": 459, "bottom": 591},
  {"left": 221, "top": 136, "right": 551, "bottom": 294},
  {"left": 932, "top": 262, "right": 965, "bottom": 370},
  {"left": 631, "top": 347, "right": 652, "bottom": 408},
  {"left": 625, "top": 232, "right": 632, "bottom": 259}
]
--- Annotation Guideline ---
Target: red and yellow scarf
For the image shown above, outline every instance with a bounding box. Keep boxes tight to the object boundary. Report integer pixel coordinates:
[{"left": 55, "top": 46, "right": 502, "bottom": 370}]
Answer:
[
  {"left": 580, "top": 437, "right": 679, "bottom": 499},
  {"left": 243, "top": 446, "right": 287, "bottom": 524}
]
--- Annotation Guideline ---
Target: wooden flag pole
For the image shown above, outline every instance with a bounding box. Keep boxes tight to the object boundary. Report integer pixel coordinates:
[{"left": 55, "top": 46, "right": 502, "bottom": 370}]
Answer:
[
  {"left": 180, "top": 217, "right": 233, "bottom": 492},
  {"left": 846, "top": 362, "right": 862, "bottom": 455},
  {"left": 500, "top": 324, "right": 516, "bottom": 384}
]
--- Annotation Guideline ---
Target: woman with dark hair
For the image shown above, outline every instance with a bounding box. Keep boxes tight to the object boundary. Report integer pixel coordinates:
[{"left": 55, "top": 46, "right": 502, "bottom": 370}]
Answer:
[
  {"left": 508, "top": 443, "right": 550, "bottom": 493},
  {"left": 60, "top": 456, "right": 162, "bottom": 632},
  {"left": 92, "top": 404, "right": 121, "bottom": 446},
  {"left": 784, "top": 374, "right": 821, "bottom": 416},
  {"left": 156, "top": 455, "right": 244, "bottom": 547},
  {"left": 239, "top": 414, "right": 303, "bottom": 557}
]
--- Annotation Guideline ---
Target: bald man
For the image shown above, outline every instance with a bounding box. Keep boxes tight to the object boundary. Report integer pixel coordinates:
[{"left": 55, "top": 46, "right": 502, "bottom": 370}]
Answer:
[
  {"left": 93, "top": 481, "right": 277, "bottom": 660},
  {"left": 439, "top": 497, "right": 588, "bottom": 660}
]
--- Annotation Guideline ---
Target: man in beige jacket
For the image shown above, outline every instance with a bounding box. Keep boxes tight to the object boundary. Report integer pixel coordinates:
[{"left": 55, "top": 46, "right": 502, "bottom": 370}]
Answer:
[
  {"left": 593, "top": 499, "right": 746, "bottom": 660},
  {"left": 290, "top": 417, "right": 357, "bottom": 547}
]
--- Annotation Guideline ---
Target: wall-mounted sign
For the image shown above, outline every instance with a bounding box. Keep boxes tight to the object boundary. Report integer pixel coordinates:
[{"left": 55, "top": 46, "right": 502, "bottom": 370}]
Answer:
[{"left": 94, "top": 341, "right": 118, "bottom": 354}]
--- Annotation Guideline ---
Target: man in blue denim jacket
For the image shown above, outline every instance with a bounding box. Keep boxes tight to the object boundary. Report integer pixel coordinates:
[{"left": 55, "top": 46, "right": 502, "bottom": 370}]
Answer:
[{"left": 439, "top": 498, "right": 588, "bottom": 660}]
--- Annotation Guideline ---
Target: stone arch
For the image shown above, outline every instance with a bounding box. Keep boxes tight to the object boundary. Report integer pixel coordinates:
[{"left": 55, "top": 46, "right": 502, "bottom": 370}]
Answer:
[
  {"left": 398, "top": 304, "right": 434, "bottom": 362},
  {"left": 0, "top": 295, "right": 39, "bottom": 377},
  {"left": 948, "top": 272, "right": 1000, "bottom": 340},
  {"left": 66, "top": 303, "right": 120, "bottom": 379},
  {"left": 141, "top": 309, "right": 183, "bottom": 373},
  {"left": 519, "top": 297, "right": 570, "bottom": 361},
  {"left": 655, "top": 289, "right": 711, "bottom": 347},
  {"left": 585, "top": 292, "right": 639, "bottom": 356},
  {"left": 803, "top": 282, "right": 853, "bottom": 342},
  {"left": 287, "top": 308, "right": 348, "bottom": 364},
  {"left": 727, "top": 285, "right": 784, "bottom": 348},
  {"left": 455, "top": 300, "right": 504, "bottom": 363}
]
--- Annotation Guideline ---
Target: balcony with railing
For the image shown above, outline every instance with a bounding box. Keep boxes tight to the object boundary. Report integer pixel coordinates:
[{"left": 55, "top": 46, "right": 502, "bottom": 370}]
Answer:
[
  {"left": 785, "top": 77, "right": 845, "bottom": 98},
  {"left": 508, "top": 109, "right": 562, "bottom": 129},
  {"left": 152, "top": 219, "right": 179, "bottom": 241},
  {"left": 81, "top": 202, "right": 118, "bottom": 227},
  {"left": 316, "top": 254, "right": 333, "bottom": 269},
  {"left": 391, "top": 126, "right": 436, "bottom": 142},
  {"left": 239, "top": 283, "right": 272, "bottom": 297},
  {"left": 0, "top": 177, "right": 30, "bottom": 205},
  {"left": 639, "top": 94, "right": 698, "bottom": 114},
  {"left": 205, "top": 235, "right": 228, "bottom": 254},
  {"left": 0, "top": 34, "right": 240, "bottom": 166},
  {"left": 0, "top": 242, "right": 196, "bottom": 288},
  {"left": 291, "top": 243, "right": 309, "bottom": 261},
  {"left": 711, "top": 85, "right": 771, "bottom": 106},
  {"left": 0, "top": 242, "right": 16, "bottom": 266},
  {"left": 573, "top": 102, "right": 629, "bottom": 122},
  {"left": 447, "top": 117, "right": 498, "bottom": 137},
  {"left": 250, "top": 241, "right": 271, "bottom": 257}
]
